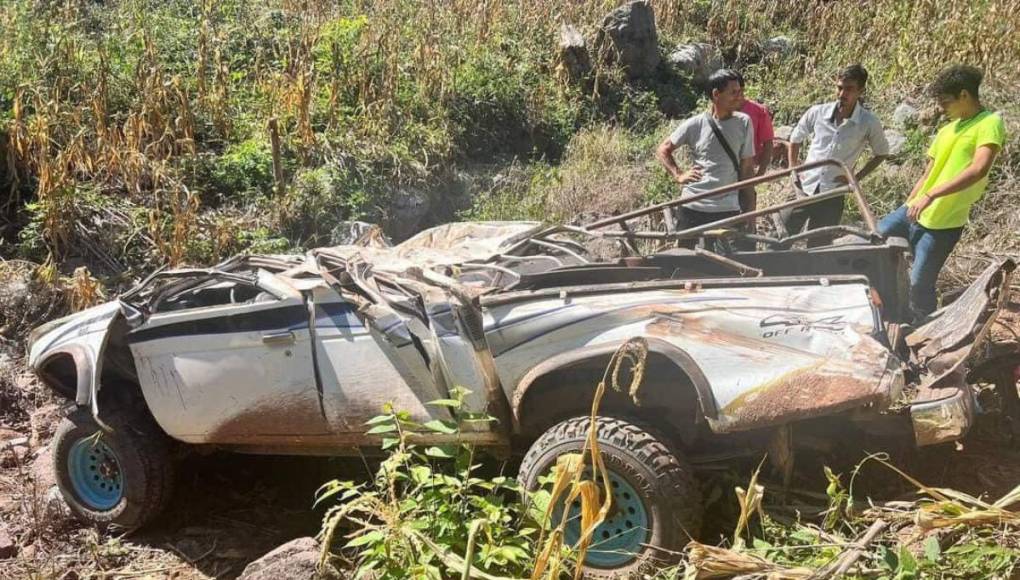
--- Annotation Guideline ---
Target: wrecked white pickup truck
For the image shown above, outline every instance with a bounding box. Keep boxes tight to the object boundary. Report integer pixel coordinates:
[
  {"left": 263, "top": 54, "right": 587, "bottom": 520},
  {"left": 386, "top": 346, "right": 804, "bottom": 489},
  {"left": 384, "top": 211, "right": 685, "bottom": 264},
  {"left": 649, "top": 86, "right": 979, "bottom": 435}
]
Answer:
[{"left": 27, "top": 161, "right": 1018, "bottom": 575}]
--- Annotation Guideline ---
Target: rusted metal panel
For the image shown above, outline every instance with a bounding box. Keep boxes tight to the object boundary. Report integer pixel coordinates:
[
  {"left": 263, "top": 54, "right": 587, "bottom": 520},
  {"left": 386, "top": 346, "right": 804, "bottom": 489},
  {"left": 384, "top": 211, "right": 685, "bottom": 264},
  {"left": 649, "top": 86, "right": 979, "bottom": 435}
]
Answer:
[
  {"left": 711, "top": 335, "right": 902, "bottom": 431},
  {"left": 907, "top": 259, "right": 1015, "bottom": 364},
  {"left": 903, "top": 259, "right": 1015, "bottom": 446},
  {"left": 486, "top": 279, "right": 895, "bottom": 434}
]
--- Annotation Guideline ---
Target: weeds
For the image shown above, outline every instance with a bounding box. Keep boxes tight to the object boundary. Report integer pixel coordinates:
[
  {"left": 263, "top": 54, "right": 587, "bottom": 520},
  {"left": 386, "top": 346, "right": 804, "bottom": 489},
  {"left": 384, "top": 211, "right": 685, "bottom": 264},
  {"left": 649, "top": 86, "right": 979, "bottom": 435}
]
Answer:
[{"left": 315, "top": 386, "right": 533, "bottom": 579}]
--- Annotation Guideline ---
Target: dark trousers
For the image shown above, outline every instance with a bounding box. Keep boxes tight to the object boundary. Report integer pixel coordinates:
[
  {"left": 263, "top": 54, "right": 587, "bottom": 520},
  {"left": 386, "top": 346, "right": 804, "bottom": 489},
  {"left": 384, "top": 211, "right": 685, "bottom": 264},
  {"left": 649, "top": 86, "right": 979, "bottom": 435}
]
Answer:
[
  {"left": 780, "top": 194, "right": 845, "bottom": 247},
  {"left": 878, "top": 204, "right": 964, "bottom": 318},
  {"left": 672, "top": 207, "right": 745, "bottom": 251}
]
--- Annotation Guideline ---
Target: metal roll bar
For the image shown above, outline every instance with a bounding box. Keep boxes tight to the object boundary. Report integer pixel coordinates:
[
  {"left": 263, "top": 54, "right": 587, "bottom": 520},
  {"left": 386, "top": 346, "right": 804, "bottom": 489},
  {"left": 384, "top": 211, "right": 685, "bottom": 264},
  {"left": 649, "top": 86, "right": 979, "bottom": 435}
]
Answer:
[{"left": 583, "top": 158, "right": 878, "bottom": 242}]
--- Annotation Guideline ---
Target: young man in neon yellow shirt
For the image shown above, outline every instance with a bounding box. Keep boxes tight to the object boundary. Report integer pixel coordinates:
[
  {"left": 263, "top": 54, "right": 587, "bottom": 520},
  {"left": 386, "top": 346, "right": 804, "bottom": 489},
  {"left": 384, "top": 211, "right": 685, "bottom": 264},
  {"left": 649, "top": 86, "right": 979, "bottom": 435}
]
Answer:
[{"left": 878, "top": 65, "right": 1006, "bottom": 319}]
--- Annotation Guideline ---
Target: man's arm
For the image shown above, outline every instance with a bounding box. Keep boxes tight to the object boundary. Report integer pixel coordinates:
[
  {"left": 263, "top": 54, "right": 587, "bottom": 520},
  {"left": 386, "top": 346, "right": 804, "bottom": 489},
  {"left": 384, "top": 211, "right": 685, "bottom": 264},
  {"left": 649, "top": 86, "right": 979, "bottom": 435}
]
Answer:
[
  {"left": 656, "top": 138, "right": 702, "bottom": 186},
  {"left": 905, "top": 157, "right": 936, "bottom": 205},
  {"left": 907, "top": 145, "right": 1000, "bottom": 221},
  {"left": 787, "top": 141, "right": 800, "bottom": 168},
  {"left": 788, "top": 107, "right": 815, "bottom": 187},
  {"left": 845, "top": 116, "right": 890, "bottom": 183},
  {"left": 755, "top": 105, "right": 776, "bottom": 176},
  {"left": 852, "top": 154, "right": 888, "bottom": 183}
]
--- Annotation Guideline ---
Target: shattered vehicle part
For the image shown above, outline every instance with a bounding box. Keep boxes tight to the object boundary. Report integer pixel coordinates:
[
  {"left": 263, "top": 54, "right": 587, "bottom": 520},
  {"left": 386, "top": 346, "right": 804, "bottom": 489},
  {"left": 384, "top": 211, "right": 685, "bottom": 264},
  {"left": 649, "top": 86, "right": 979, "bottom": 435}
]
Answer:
[{"left": 904, "top": 259, "right": 1015, "bottom": 445}]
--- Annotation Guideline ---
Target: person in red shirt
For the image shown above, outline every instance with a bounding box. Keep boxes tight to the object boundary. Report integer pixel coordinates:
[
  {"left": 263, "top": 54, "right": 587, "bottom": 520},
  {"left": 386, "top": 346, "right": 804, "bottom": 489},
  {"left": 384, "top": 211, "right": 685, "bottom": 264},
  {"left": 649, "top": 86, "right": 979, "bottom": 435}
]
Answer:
[{"left": 736, "top": 72, "right": 775, "bottom": 176}]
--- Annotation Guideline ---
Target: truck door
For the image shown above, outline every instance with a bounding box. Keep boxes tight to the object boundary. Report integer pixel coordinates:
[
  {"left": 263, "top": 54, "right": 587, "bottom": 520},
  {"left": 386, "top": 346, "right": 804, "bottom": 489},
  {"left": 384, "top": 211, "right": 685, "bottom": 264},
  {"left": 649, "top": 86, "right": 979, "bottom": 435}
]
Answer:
[{"left": 127, "top": 271, "right": 327, "bottom": 444}]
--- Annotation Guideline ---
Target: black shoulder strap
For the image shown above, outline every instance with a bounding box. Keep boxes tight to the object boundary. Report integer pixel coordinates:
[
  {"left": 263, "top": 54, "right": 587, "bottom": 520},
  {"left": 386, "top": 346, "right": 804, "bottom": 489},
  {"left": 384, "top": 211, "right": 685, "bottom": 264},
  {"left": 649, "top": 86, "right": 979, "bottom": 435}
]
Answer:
[{"left": 704, "top": 112, "right": 741, "bottom": 175}]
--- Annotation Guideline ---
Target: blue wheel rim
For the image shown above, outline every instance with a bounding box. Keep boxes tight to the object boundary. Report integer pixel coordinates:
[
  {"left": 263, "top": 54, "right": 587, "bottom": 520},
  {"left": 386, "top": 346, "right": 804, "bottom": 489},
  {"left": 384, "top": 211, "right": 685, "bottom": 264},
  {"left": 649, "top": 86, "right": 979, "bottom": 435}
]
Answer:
[
  {"left": 556, "top": 469, "right": 650, "bottom": 568},
  {"left": 68, "top": 437, "right": 124, "bottom": 510}
]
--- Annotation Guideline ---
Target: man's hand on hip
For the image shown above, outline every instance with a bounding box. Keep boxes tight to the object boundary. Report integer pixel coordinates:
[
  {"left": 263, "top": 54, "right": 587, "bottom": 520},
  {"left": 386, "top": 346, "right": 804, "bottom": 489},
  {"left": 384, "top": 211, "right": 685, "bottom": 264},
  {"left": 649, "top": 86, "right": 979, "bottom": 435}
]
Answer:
[{"left": 676, "top": 166, "right": 703, "bottom": 185}]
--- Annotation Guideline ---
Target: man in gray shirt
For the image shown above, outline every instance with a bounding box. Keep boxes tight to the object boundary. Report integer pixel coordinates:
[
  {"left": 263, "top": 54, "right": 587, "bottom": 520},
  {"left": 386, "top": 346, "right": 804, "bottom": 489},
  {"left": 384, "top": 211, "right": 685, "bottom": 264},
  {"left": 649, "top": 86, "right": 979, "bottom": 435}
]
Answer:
[
  {"left": 784, "top": 65, "right": 890, "bottom": 243},
  {"left": 656, "top": 69, "right": 756, "bottom": 246}
]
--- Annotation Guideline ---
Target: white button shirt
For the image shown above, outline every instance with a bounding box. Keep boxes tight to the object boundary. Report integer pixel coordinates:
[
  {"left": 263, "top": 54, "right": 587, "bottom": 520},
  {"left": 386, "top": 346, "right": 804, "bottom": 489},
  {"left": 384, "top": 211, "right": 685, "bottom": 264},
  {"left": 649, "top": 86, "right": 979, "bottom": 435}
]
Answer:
[{"left": 791, "top": 102, "right": 889, "bottom": 194}]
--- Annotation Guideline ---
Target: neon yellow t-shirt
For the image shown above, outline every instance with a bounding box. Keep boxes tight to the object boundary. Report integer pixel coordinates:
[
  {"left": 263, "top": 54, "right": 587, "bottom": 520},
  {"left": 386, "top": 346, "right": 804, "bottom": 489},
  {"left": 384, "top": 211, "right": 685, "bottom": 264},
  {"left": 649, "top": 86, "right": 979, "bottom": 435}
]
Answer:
[{"left": 909, "top": 111, "right": 1006, "bottom": 229}]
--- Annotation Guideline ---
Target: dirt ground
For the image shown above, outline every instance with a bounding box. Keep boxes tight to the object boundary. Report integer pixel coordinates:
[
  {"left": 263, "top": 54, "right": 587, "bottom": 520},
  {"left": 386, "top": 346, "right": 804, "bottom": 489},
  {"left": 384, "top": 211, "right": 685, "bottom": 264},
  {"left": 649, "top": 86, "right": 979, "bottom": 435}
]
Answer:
[{"left": 2, "top": 353, "right": 1019, "bottom": 579}]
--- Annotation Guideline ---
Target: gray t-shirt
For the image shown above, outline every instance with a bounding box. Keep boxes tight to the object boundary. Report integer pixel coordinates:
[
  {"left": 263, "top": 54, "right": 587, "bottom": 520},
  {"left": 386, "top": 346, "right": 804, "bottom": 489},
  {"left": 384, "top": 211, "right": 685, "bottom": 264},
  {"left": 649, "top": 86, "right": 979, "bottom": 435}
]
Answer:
[{"left": 668, "top": 111, "right": 755, "bottom": 212}]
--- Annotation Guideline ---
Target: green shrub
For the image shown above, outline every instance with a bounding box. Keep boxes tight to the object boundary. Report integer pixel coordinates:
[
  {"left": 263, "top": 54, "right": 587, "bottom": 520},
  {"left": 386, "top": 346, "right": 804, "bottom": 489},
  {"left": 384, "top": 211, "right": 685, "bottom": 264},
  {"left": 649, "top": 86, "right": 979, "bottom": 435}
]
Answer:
[
  {"left": 278, "top": 166, "right": 373, "bottom": 248},
  {"left": 316, "top": 387, "right": 536, "bottom": 579},
  {"left": 204, "top": 139, "right": 277, "bottom": 204}
]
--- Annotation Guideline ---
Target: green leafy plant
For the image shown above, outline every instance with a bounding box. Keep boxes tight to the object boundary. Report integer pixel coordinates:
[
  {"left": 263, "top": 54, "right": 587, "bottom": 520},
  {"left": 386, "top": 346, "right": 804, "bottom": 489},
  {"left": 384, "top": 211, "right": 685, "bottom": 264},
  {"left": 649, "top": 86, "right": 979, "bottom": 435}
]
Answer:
[{"left": 315, "top": 386, "right": 536, "bottom": 579}]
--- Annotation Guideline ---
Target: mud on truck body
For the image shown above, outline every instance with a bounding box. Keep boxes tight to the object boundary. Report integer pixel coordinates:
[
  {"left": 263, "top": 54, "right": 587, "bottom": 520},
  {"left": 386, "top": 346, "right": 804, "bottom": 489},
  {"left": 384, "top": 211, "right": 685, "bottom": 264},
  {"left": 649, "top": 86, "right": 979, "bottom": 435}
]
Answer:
[{"left": 28, "top": 160, "right": 1018, "bottom": 576}]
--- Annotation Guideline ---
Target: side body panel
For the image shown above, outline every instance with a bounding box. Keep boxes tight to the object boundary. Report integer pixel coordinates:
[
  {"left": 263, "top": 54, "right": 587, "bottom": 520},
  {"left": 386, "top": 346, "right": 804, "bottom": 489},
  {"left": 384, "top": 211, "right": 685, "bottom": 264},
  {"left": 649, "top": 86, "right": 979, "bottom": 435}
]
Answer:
[
  {"left": 311, "top": 288, "right": 452, "bottom": 431},
  {"left": 485, "top": 281, "right": 903, "bottom": 433},
  {"left": 128, "top": 296, "right": 326, "bottom": 444}
]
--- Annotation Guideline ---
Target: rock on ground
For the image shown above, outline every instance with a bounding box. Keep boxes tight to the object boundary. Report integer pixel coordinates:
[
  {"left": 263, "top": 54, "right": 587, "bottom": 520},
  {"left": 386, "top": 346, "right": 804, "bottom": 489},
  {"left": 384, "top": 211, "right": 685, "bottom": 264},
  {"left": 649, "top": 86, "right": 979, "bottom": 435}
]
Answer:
[
  {"left": 386, "top": 189, "right": 432, "bottom": 241},
  {"left": 668, "top": 42, "right": 723, "bottom": 85},
  {"left": 238, "top": 537, "right": 326, "bottom": 580},
  {"left": 329, "top": 221, "right": 391, "bottom": 247},
  {"left": 775, "top": 125, "right": 794, "bottom": 142},
  {"left": 893, "top": 103, "right": 920, "bottom": 128},
  {"left": 885, "top": 129, "right": 908, "bottom": 156},
  {"left": 762, "top": 35, "right": 796, "bottom": 58},
  {"left": 597, "top": 0, "right": 659, "bottom": 79},
  {"left": 557, "top": 24, "right": 591, "bottom": 84}
]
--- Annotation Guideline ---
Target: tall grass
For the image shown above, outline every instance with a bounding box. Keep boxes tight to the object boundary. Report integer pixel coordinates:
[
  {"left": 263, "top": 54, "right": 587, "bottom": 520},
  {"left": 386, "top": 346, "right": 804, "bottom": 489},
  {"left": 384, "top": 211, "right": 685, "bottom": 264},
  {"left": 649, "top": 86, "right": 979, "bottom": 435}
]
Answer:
[{"left": 0, "top": 0, "right": 1016, "bottom": 274}]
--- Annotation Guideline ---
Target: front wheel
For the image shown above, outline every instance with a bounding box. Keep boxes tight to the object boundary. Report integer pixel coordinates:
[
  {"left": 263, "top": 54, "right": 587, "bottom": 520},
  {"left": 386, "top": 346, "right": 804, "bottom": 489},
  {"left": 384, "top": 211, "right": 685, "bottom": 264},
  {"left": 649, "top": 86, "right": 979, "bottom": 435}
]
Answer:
[
  {"left": 518, "top": 416, "right": 702, "bottom": 578},
  {"left": 53, "top": 407, "right": 175, "bottom": 531}
]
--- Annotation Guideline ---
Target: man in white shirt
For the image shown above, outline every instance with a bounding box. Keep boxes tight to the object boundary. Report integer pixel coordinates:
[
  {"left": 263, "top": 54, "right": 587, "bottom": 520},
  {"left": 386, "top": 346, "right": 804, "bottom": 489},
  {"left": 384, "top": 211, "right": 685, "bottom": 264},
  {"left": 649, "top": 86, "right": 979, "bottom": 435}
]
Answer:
[
  {"left": 783, "top": 65, "right": 890, "bottom": 244},
  {"left": 656, "top": 69, "right": 756, "bottom": 248}
]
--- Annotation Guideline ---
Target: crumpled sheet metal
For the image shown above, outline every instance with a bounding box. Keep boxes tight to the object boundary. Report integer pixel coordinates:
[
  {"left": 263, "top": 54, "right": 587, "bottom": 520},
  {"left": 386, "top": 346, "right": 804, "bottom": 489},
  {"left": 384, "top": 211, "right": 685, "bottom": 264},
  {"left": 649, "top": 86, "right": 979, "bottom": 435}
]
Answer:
[
  {"left": 314, "top": 221, "right": 543, "bottom": 279},
  {"left": 905, "top": 259, "right": 1015, "bottom": 445},
  {"left": 907, "top": 258, "right": 1015, "bottom": 366},
  {"left": 312, "top": 224, "right": 525, "bottom": 437},
  {"left": 710, "top": 334, "right": 904, "bottom": 432}
]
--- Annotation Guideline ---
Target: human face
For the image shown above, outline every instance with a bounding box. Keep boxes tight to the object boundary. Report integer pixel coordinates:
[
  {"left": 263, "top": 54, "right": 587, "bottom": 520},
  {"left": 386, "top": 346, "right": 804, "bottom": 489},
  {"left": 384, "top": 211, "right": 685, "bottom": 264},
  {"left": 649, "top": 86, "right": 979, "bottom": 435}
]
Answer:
[
  {"left": 712, "top": 80, "right": 743, "bottom": 115},
  {"left": 936, "top": 91, "right": 969, "bottom": 120},
  {"left": 836, "top": 78, "right": 863, "bottom": 113}
]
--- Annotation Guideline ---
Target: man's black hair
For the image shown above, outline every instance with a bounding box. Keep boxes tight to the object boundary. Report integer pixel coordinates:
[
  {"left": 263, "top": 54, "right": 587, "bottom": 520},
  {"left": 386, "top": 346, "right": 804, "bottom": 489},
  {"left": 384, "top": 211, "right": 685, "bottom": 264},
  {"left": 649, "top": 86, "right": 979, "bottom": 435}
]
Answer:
[
  {"left": 837, "top": 64, "right": 869, "bottom": 88},
  {"left": 929, "top": 65, "right": 983, "bottom": 100},
  {"left": 706, "top": 69, "right": 742, "bottom": 98}
]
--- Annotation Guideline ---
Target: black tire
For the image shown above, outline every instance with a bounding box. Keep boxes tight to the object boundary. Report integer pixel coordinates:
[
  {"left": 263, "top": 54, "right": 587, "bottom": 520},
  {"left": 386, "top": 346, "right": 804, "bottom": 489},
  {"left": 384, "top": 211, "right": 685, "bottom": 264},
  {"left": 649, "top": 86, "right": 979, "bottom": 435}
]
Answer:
[
  {"left": 518, "top": 416, "right": 702, "bottom": 578},
  {"left": 53, "top": 406, "right": 175, "bottom": 531}
]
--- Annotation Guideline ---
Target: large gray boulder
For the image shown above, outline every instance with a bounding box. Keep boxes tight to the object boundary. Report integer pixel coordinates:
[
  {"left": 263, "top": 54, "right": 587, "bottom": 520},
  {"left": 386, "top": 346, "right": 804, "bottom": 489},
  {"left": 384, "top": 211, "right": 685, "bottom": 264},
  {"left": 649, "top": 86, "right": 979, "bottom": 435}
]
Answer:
[
  {"left": 328, "top": 221, "right": 391, "bottom": 247},
  {"left": 239, "top": 537, "right": 326, "bottom": 580},
  {"left": 668, "top": 42, "right": 723, "bottom": 85},
  {"left": 597, "top": 1, "right": 660, "bottom": 79}
]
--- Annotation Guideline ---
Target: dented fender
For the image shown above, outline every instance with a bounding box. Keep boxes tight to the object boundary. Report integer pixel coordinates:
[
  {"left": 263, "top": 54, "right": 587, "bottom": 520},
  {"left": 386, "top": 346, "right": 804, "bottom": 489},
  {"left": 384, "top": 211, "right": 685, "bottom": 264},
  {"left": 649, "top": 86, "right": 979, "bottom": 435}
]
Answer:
[{"left": 28, "top": 301, "right": 127, "bottom": 422}]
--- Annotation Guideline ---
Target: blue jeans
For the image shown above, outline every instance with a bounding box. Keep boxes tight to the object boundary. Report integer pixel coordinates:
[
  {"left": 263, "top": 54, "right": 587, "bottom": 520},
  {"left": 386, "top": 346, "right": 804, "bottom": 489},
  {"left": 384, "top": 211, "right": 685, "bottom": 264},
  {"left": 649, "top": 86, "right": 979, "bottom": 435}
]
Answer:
[{"left": 878, "top": 205, "right": 963, "bottom": 318}]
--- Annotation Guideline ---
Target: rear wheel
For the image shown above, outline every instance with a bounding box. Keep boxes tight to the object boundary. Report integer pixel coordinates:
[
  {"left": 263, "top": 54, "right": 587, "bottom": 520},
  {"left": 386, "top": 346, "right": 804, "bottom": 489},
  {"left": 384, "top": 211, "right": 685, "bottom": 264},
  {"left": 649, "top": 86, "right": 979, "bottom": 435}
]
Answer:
[
  {"left": 519, "top": 416, "right": 702, "bottom": 577},
  {"left": 53, "top": 407, "right": 175, "bottom": 531}
]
